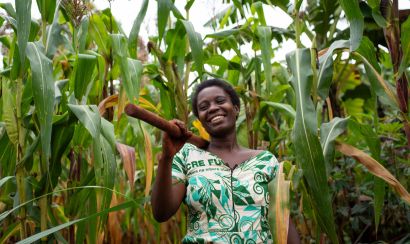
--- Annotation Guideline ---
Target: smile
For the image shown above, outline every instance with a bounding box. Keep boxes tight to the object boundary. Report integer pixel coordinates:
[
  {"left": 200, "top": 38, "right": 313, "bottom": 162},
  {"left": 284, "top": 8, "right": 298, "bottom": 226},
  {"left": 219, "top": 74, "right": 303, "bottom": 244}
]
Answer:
[{"left": 210, "top": 115, "right": 224, "bottom": 123}]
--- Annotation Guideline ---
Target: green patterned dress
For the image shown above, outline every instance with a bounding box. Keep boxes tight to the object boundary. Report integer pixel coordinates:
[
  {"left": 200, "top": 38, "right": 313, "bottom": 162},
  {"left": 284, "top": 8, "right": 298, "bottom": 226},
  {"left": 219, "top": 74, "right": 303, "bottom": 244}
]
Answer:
[{"left": 172, "top": 143, "right": 279, "bottom": 244}]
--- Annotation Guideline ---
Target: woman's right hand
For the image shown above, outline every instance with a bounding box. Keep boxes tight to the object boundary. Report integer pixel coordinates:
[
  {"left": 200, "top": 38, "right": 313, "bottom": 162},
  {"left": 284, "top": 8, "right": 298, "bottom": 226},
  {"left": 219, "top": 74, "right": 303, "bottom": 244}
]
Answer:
[{"left": 161, "top": 119, "right": 192, "bottom": 160}]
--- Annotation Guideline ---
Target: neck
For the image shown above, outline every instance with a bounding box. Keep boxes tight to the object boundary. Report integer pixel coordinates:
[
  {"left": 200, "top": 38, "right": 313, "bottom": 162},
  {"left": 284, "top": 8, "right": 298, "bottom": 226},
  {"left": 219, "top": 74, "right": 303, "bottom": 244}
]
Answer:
[{"left": 208, "top": 130, "right": 240, "bottom": 152}]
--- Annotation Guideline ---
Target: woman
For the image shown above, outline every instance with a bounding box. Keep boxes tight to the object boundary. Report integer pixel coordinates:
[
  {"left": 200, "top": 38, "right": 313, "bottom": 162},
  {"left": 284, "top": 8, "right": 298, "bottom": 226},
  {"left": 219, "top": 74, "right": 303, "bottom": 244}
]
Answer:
[{"left": 151, "top": 79, "right": 299, "bottom": 243}]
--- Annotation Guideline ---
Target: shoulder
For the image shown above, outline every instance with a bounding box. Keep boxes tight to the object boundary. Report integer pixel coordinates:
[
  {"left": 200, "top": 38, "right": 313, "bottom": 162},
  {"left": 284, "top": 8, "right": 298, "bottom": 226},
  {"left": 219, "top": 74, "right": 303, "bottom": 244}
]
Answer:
[
  {"left": 242, "top": 148, "right": 265, "bottom": 157},
  {"left": 174, "top": 143, "right": 208, "bottom": 161},
  {"left": 242, "top": 148, "right": 276, "bottom": 159}
]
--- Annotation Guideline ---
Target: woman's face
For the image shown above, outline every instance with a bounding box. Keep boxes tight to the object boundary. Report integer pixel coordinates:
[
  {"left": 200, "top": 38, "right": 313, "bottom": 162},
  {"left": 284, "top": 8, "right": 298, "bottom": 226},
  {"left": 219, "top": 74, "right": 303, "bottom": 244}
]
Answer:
[{"left": 196, "top": 86, "right": 239, "bottom": 137}]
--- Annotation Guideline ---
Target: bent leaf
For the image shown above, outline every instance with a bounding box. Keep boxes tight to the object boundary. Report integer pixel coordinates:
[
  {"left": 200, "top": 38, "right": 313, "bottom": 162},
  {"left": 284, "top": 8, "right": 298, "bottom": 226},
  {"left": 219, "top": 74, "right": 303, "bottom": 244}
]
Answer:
[
  {"left": 338, "top": 0, "right": 364, "bottom": 50},
  {"left": 261, "top": 101, "right": 296, "bottom": 119},
  {"left": 353, "top": 52, "right": 399, "bottom": 107},
  {"left": 336, "top": 142, "right": 410, "bottom": 204},
  {"left": 317, "top": 40, "right": 349, "bottom": 99},
  {"left": 98, "top": 94, "right": 118, "bottom": 116},
  {"left": 320, "top": 117, "right": 349, "bottom": 168}
]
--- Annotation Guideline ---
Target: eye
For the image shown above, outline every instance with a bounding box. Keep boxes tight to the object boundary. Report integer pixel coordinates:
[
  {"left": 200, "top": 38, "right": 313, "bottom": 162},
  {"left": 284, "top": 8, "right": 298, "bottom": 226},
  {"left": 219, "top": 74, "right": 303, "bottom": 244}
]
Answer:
[
  {"left": 198, "top": 103, "right": 209, "bottom": 111},
  {"left": 215, "top": 97, "right": 226, "bottom": 104}
]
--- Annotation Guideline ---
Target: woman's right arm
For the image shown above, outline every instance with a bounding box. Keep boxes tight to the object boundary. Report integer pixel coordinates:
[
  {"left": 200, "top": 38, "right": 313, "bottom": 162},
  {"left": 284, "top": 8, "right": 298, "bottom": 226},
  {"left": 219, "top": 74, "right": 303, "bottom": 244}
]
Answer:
[{"left": 151, "top": 120, "right": 191, "bottom": 222}]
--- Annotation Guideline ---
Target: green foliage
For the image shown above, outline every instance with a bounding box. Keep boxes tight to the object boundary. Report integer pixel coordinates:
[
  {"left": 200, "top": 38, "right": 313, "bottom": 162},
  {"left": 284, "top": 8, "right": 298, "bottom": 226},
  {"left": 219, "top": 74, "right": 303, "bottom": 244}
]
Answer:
[{"left": 0, "top": 0, "right": 409, "bottom": 243}]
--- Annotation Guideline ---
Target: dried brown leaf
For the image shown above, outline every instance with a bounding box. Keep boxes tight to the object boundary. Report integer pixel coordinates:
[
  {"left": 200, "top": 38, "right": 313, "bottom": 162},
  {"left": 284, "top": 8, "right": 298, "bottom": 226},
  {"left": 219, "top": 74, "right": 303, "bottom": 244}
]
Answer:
[
  {"left": 143, "top": 128, "right": 153, "bottom": 199},
  {"left": 116, "top": 143, "right": 136, "bottom": 192},
  {"left": 276, "top": 163, "right": 290, "bottom": 244},
  {"left": 98, "top": 94, "right": 118, "bottom": 116},
  {"left": 336, "top": 142, "right": 410, "bottom": 204}
]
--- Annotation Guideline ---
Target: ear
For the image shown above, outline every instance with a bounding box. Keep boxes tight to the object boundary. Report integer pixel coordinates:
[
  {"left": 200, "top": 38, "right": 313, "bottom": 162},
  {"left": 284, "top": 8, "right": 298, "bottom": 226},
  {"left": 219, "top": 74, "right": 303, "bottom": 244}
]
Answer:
[{"left": 234, "top": 105, "right": 239, "bottom": 117}]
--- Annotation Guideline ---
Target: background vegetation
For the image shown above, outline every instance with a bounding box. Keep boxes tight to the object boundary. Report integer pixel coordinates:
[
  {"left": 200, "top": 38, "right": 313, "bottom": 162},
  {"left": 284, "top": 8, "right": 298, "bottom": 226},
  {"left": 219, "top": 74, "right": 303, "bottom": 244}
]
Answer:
[{"left": 0, "top": 0, "right": 409, "bottom": 243}]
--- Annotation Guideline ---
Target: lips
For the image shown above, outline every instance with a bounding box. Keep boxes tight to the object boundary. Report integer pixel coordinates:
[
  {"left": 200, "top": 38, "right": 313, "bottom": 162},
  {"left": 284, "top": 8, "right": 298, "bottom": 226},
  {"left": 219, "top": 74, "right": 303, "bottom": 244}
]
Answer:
[
  {"left": 208, "top": 114, "right": 225, "bottom": 124},
  {"left": 210, "top": 115, "right": 224, "bottom": 123}
]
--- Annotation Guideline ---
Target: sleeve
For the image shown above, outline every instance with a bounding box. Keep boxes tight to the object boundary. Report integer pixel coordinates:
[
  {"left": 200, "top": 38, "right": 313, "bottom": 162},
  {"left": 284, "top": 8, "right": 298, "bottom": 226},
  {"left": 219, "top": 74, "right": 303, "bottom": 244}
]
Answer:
[{"left": 171, "top": 144, "right": 188, "bottom": 184}]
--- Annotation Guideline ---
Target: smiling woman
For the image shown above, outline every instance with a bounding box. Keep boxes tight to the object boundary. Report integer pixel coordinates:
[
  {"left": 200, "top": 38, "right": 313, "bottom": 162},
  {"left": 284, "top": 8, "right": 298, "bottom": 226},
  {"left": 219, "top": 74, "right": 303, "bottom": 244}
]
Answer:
[{"left": 151, "top": 79, "right": 300, "bottom": 243}]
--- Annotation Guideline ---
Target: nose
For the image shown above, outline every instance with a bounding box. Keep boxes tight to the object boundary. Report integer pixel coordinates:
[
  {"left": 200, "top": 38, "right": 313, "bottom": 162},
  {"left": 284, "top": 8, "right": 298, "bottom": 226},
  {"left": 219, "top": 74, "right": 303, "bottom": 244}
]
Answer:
[{"left": 207, "top": 102, "right": 219, "bottom": 114}]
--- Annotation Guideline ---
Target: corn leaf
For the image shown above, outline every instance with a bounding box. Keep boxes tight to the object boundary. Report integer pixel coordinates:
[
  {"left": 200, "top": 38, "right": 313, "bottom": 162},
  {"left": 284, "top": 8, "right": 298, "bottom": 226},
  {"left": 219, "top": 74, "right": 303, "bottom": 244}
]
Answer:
[
  {"left": 71, "top": 53, "right": 97, "bottom": 100},
  {"left": 26, "top": 42, "right": 55, "bottom": 165},
  {"left": 251, "top": 2, "right": 266, "bottom": 26},
  {"left": 355, "top": 37, "right": 384, "bottom": 97},
  {"left": 317, "top": 40, "right": 349, "bottom": 99},
  {"left": 116, "top": 142, "right": 136, "bottom": 191},
  {"left": 89, "top": 14, "right": 110, "bottom": 56},
  {"left": 336, "top": 142, "right": 410, "bottom": 205},
  {"left": 67, "top": 104, "right": 101, "bottom": 138},
  {"left": 143, "top": 128, "right": 153, "bottom": 198},
  {"left": 181, "top": 20, "right": 204, "bottom": 77},
  {"left": 0, "top": 175, "right": 15, "bottom": 188},
  {"left": 16, "top": 0, "right": 32, "bottom": 72},
  {"left": 112, "top": 34, "right": 142, "bottom": 104},
  {"left": 158, "top": 0, "right": 171, "bottom": 42},
  {"left": 129, "top": 0, "right": 149, "bottom": 59},
  {"left": 257, "top": 26, "right": 273, "bottom": 96},
  {"left": 1, "top": 79, "right": 18, "bottom": 144},
  {"left": 0, "top": 3, "right": 16, "bottom": 18},
  {"left": 0, "top": 133, "right": 16, "bottom": 175},
  {"left": 99, "top": 135, "right": 116, "bottom": 226},
  {"left": 101, "top": 118, "right": 116, "bottom": 148},
  {"left": 127, "top": 58, "right": 143, "bottom": 103},
  {"left": 260, "top": 101, "right": 296, "bottom": 119},
  {"left": 353, "top": 52, "right": 399, "bottom": 107},
  {"left": 44, "top": 0, "right": 62, "bottom": 57},
  {"left": 50, "top": 124, "right": 74, "bottom": 187},
  {"left": 98, "top": 94, "right": 118, "bottom": 116},
  {"left": 268, "top": 163, "right": 290, "bottom": 244},
  {"left": 286, "top": 48, "right": 338, "bottom": 243},
  {"left": 36, "top": 0, "right": 56, "bottom": 23},
  {"left": 338, "top": 0, "right": 364, "bottom": 51},
  {"left": 16, "top": 200, "right": 136, "bottom": 244},
  {"left": 320, "top": 117, "right": 349, "bottom": 169},
  {"left": 77, "top": 16, "right": 89, "bottom": 53}
]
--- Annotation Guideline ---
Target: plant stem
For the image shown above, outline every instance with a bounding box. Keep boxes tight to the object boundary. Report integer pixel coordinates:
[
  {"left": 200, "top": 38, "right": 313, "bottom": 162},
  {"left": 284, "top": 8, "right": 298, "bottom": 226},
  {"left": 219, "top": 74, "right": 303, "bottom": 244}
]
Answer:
[
  {"left": 15, "top": 78, "right": 27, "bottom": 239},
  {"left": 294, "top": 0, "right": 301, "bottom": 48}
]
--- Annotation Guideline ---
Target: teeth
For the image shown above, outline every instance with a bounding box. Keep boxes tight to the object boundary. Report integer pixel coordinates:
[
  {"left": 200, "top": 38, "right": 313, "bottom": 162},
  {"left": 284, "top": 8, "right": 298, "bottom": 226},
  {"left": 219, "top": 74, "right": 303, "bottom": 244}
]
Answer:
[{"left": 211, "top": 115, "right": 224, "bottom": 123}]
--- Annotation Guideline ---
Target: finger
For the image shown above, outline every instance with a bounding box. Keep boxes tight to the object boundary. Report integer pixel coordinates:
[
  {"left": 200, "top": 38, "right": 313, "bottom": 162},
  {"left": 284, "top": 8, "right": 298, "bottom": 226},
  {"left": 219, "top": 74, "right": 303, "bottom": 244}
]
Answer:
[
  {"left": 185, "top": 130, "right": 193, "bottom": 139},
  {"left": 173, "top": 120, "right": 188, "bottom": 135}
]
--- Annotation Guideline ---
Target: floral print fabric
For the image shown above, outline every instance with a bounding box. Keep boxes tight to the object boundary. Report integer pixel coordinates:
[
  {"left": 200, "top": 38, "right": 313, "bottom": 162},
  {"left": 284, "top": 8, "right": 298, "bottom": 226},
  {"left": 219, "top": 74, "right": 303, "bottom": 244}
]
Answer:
[{"left": 172, "top": 143, "right": 279, "bottom": 244}]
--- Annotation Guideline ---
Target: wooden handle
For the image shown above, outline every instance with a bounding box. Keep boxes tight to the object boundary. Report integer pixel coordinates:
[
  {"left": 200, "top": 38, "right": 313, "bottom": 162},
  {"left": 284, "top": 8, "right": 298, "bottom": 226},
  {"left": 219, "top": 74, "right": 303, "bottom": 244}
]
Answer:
[{"left": 124, "top": 104, "right": 209, "bottom": 149}]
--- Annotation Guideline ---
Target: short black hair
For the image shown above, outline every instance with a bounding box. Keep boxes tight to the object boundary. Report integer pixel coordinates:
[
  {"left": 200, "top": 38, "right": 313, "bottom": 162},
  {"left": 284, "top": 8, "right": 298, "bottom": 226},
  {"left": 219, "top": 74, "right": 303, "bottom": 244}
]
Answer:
[{"left": 191, "top": 79, "right": 240, "bottom": 117}]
